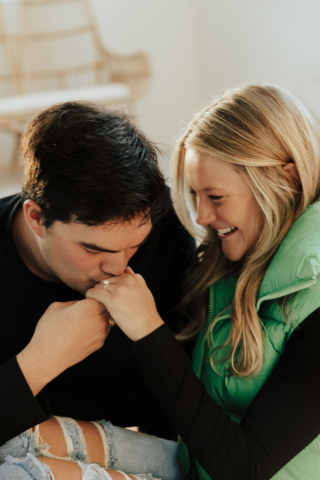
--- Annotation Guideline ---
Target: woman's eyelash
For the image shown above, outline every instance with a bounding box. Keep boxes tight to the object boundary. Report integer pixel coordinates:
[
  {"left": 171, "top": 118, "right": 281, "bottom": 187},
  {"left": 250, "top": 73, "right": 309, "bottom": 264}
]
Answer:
[
  {"left": 189, "top": 190, "right": 223, "bottom": 201},
  {"left": 208, "top": 195, "right": 223, "bottom": 201}
]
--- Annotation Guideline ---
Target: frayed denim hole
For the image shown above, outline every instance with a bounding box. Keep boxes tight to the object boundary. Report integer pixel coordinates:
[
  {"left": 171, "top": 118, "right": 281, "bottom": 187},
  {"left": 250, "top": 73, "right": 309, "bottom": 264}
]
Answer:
[
  {"left": 5, "top": 453, "right": 54, "bottom": 480},
  {"left": 21, "top": 431, "right": 42, "bottom": 457},
  {"left": 95, "top": 420, "right": 117, "bottom": 468},
  {"left": 78, "top": 461, "right": 113, "bottom": 480},
  {"left": 62, "top": 419, "right": 88, "bottom": 462},
  {"left": 133, "top": 475, "right": 161, "bottom": 480},
  {"left": 0, "top": 430, "right": 40, "bottom": 464}
]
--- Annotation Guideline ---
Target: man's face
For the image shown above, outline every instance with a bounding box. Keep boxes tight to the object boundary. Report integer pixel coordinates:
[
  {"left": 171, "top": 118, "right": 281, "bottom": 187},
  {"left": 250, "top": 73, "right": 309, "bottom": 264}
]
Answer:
[{"left": 38, "top": 215, "right": 152, "bottom": 294}]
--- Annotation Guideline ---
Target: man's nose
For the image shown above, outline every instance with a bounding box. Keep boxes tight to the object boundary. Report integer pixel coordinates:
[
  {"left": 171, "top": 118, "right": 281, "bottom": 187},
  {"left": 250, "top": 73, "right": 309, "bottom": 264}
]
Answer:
[
  {"left": 196, "top": 199, "right": 218, "bottom": 226},
  {"left": 100, "top": 251, "right": 128, "bottom": 277}
]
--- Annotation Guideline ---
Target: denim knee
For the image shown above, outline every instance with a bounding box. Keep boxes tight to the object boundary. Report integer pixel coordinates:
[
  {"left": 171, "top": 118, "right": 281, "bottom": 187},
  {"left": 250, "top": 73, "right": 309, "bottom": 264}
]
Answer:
[
  {"left": 0, "top": 430, "right": 39, "bottom": 464},
  {"left": 0, "top": 420, "right": 181, "bottom": 480},
  {"left": 0, "top": 454, "right": 54, "bottom": 480},
  {"left": 0, "top": 456, "right": 163, "bottom": 480},
  {"left": 97, "top": 420, "right": 182, "bottom": 480}
]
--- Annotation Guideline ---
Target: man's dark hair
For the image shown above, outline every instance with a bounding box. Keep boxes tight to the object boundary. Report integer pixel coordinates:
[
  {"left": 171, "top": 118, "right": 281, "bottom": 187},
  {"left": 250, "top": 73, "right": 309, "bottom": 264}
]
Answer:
[{"left": 21, "top": 101, "right": 170, "bottom": 228}]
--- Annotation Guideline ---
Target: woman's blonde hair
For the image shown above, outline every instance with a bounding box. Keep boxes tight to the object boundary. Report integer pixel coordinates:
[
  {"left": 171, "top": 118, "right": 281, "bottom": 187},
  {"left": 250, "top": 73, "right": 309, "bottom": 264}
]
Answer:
[{"left": 172, "top": 84, "right": 320, "bottom": 377}]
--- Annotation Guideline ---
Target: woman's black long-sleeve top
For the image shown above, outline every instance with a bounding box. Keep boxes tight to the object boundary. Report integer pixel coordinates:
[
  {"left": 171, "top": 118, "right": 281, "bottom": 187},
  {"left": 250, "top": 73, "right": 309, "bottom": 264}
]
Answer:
[{"left": 131, "top": 309, "right": 320, "bottom": 480}]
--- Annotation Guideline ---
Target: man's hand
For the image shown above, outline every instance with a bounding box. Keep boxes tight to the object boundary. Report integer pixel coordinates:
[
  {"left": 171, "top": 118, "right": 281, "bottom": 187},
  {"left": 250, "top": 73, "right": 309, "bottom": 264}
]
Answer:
[
  {"left": 17, "top": 298, "right": 110, "bottom": 396},
  {"left": 86, "top": 267, "right": 164, "bottom": 342}
]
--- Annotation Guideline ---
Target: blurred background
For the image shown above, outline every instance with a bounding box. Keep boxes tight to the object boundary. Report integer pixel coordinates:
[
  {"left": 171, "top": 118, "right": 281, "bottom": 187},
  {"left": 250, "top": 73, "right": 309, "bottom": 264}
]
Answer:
[{"left": 0, "top": 0, "right": 320, "bottom": 196}]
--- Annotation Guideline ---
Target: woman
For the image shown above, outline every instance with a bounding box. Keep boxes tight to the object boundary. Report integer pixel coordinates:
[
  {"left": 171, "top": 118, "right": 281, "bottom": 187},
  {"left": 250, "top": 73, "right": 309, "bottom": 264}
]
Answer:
[
  {"left": 89, "top": 84, "right": 320, "bottom": 479},
  {"left": 2, "top": 84, "right": 320, "bottom": 480}
]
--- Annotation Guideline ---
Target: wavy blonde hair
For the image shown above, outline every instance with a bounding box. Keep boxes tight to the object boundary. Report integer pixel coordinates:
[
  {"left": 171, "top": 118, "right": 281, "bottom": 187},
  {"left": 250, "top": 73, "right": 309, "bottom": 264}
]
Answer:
[{"left": 172, "top": 84, "right": 320, "bottom": 377}]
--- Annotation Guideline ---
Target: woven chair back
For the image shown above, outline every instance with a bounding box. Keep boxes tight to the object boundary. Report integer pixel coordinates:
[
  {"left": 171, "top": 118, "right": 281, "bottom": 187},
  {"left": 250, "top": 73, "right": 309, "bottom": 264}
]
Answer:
[
  {"left": 0, "top": 2, "right": 20, "bottom": 98},
  {"left": 2, "top": 0, "right": 111, "bottom": 96}
]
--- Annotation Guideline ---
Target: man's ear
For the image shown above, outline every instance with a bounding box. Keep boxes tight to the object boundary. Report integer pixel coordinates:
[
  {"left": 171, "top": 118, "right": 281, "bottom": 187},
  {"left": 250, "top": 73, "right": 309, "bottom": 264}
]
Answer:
[
  {"left": 283, "top": 162, "right": 301, "bottom": 186},
  {"left": 23, "top": 200, "right": 45, "bottom": 238}
]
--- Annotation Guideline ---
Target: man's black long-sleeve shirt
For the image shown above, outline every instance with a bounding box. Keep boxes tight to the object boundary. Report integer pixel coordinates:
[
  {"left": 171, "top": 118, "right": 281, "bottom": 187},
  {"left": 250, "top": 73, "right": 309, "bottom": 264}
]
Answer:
[{"left": 0, "top": 194, "right": 195, "bottom": 446}]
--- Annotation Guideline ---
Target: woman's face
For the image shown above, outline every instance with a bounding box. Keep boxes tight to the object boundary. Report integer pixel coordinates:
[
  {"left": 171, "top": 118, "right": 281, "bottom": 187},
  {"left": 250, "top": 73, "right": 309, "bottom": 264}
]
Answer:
[{"left": 185, "top": 149, "right": 262, "bottom": 261}]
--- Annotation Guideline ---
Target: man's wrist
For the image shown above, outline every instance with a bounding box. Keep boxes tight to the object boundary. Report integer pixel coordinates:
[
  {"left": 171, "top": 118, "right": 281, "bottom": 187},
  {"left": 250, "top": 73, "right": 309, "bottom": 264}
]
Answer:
[{"left": 16, "top": 346, "right": 59, "bottom": 396}]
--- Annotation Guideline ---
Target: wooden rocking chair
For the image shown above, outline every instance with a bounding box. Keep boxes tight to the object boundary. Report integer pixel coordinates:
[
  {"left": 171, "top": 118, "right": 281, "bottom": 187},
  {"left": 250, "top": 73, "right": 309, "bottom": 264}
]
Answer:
[{"left": 0, "top": 0, "right": 151, "bottom": 170}]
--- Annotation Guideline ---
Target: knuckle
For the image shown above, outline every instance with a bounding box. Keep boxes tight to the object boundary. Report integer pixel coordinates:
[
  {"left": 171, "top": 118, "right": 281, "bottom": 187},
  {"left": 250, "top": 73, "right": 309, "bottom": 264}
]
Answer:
[
  {"left": 84, "top": 298, "right": 101, "bottom": 315},
  {"left": 118, "top": 285, "right": 127, "bottom": 295},
  {"left": 49, "top": 301, "right": 60, "bottom": 310},
  {"left": 94, "top": 315, "right": 106, "bottom": 330},
  {"left": 95, "top": 337, "right": 106, "bottom": 350},
  {"left": 98, "top": 323, "right": 107, "bottom": 335}
]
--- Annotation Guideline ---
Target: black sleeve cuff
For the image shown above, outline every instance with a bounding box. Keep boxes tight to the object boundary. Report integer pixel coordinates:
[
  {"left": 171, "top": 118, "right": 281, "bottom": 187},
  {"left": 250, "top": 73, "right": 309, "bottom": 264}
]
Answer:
[
  {"left": 131, "top": 323, "right": 187, "bottom": 374},
  {"left": 134, "top": 322, "right": 174, "bottom": 345},
  {"left": 0, "top": 357, "right": 51, "bottom": 445}
]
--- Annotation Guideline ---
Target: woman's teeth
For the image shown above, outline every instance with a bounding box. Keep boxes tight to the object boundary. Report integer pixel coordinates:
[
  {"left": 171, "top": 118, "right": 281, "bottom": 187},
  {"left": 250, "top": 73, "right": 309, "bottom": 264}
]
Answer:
[{"left": 217, "top": 226, "right": 237, "bottom": 235}]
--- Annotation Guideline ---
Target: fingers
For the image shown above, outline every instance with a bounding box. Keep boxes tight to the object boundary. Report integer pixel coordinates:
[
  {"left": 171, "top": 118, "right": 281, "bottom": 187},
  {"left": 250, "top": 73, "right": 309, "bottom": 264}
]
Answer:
[
  {"left": 100, "top": 267, "right": 136, "bottom": 286},
  {"left": 94, "top": 281, "right": 117, "bottom": 292},
  {"left": 125, "top": 266, "right": 135, "bottom": 277},
  {"left": 50, "top": 300, "right": 79, "bottom": 311},
  {"left": 50, "top": 299, "right": 106, "bottom": 316},
  {"left": 86, "top": 270, "right": 145, "bottom": 310},
  {"left": 75, "top": 297, "right": 108, "bottom": 316},
  {"left": 104, "top": 319, "right": 113, "bottom": 335},
  {"left": 86, "top": 287, "right": 112, "bottom": 310},
  {"left": 94, "top": 274, "right": 134, "bottom": 290}
]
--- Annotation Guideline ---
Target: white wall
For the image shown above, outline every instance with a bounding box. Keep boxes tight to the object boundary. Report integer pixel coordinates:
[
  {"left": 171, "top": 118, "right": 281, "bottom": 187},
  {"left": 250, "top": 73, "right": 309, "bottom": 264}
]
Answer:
[
  {"left": 0, "top": 0, "right": 203, "bottom": 191},
  {"left": 2, "top": 0, "right": 320, "bottom": 194},
  {"left": 92, "top": 0, "right": 202, "bottom": 175},
  {"left": 196, "top": 0, "right": 320, "bottom": 121}
]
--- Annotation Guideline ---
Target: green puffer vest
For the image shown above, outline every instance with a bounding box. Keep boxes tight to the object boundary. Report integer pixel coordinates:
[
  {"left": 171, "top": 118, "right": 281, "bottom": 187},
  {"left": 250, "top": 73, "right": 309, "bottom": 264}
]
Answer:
[{"left": 177, "top": 201, "right": 320, "bottom": 480}]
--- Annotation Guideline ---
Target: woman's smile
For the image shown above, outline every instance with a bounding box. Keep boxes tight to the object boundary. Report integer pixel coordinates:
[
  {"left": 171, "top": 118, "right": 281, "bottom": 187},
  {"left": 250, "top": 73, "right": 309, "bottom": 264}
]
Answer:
[
  {"left": 185, "top": 148, "right": 261, "bottom": 261},
  {"left": 214, "top": 226, "right": 238, "bottom": 237}
]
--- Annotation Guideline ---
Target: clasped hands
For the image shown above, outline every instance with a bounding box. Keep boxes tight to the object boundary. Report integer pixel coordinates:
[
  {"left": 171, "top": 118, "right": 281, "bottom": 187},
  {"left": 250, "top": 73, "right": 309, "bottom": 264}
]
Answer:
[
  {"left": 16, "top": 267, "right": 163, "bottom": 396},
  {"left": 86, "top": 267, "right": 164, "bottom": 342}
]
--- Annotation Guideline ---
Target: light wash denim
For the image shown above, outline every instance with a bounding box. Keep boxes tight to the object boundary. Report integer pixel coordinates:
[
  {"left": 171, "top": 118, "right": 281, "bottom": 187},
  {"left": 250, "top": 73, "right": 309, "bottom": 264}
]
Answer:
[
  {"left": 0, "top": 420, "right": 183, "bottom": 480},
  {"left": 98, "top": 420, "right": 182, "bottom": 480},
  {"left": 0, "top": 417, "right": 88, "bottom": 465}
]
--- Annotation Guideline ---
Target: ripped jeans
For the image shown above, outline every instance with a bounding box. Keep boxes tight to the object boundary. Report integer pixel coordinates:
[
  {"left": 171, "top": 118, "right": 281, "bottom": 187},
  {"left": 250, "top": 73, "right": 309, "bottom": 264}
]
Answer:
[{"left": 0, "top": 418, "right": 182, "bottom": 480}]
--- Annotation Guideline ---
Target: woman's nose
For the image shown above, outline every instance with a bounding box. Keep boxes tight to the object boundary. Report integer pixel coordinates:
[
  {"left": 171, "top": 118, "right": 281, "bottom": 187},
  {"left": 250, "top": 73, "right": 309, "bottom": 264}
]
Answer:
[{"left": 196, "top": 199, "right": 218, "bottom": 226}]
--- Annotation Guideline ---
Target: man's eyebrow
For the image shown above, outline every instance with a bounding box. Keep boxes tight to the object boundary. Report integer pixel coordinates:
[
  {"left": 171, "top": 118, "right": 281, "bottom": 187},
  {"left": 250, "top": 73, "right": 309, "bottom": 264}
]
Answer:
[{"left": 80, "top": 227, "right": 153, "bottom": 253}]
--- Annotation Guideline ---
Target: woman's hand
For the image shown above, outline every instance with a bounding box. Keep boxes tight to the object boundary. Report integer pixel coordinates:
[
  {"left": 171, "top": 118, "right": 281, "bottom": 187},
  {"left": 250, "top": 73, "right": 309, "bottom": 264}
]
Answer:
[{"left": 85, "top": 267, "right": 164, "bottom": 341}]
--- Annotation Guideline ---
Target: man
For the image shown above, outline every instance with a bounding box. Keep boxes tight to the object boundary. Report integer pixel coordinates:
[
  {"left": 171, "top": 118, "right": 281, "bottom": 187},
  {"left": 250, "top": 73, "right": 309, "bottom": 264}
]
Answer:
[{"left": 0, "top": 102, "right": 195, "bottom": 446}]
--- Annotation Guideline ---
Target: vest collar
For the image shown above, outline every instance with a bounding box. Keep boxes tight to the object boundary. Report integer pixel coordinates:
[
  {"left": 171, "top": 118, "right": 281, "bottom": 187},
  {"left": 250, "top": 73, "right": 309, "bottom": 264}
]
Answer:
[
  {"left": 208, "top": 201, "right": 320, "bottom": 325},
  {"left": 258, "top": 201, "right": 320, "bottom": 300}
]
